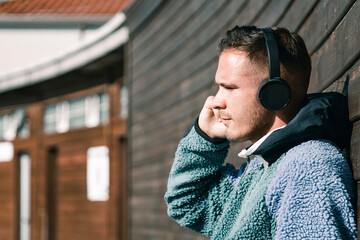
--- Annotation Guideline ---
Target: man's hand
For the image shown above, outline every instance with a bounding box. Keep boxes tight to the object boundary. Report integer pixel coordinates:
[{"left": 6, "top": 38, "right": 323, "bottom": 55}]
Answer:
[{"left": 198, "top": 96, "right": 227, "bottom": 139}]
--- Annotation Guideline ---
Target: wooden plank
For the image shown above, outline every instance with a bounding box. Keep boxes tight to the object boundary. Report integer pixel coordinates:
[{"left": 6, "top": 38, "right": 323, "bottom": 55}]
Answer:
[
  {"left": 0, "top": 232, "right": 12, "bottom": 240},
  {"left": 57, "top": 183, "right": 86, "bottom": 195},
  {"left": 131, "top": 0, "right": 253, "bottom": 101},
  {"left": 57, "top": 229, "right": 106, "bottom": 240},
  {"left": 131, "top": 211, "right": 173, "bottom": 229},
  {"left": 57, "top": 212, "right": 107, "bottom": 224},
  {"left": 44, "top": 126, "right": 105, "bottom": 146},
  {"left": 131, "top": 0, "right": 209, "bottom": 72},
  {"left": 131, "top": 60, "right": 217, "bottom": 125},
  {"left": 131, "top": 177, "right": 165, "bottom": 195},
  {"left": 131, "top": 0, "right": 228, "bottom": 87},
  {"left": 57, "top": 203, "right": 107, "bottom": 214},
  {"left": 131, "top": 0, "right": 190, "bottom": 60},
  {"left": 308, "top": 0, "right": 360, "bottom": 92},
  {"left": 130, "top": 91, "right": 210, "bottom": 164},
  {"left": 232, "top": 0, "right": 270, "bottom": 25},
  {"left": 351, "top": 121, "right": 360, "bottom": 180},
  {"left": 253, "top": 0, "right": 293, "bottom": 27},
  {"left": 323, "top": 58, "right": 360, "bottom": 122},
  {"left": 125, "top": 0, "right": 164, "bottom": 37},
  {"left": 131, "top": 195, "right": 167, "bottom": 212},
  {"left": 0, "top": 160, "right": 14, "bottom": 240},
  {"left": 298, "top": 0, "right": 354, "bottom": 54},
  {"left": 348, "top": 68, "right": 360, "bottom": 122},
  {"left": 279, "top": 0, "right": 319, "bottom": 31}
]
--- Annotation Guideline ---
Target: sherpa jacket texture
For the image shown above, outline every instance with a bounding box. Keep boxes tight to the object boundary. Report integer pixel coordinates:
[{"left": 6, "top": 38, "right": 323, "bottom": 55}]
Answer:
[{"left": 164, "top": 92, "right": 357, "bottom": 239}]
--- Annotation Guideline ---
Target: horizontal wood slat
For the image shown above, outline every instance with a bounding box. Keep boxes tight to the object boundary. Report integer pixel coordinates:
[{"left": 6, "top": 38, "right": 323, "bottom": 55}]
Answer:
[
  {"left": 308, "top": 0, "right": 360, "bottom": 92},
  {"left": 253, "top": 0, "right": 293, "bottom": 27},
  {"left": 280, "top": 0, "right": 319, "bottom": 31},
  {"left": 298, "top": 0, "right": 354, "bottom": 54}
]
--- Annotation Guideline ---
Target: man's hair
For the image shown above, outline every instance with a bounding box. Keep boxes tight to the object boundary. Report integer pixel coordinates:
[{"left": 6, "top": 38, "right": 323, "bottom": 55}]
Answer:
[{"left": 218, "top": 25, "right": 311, "bottom": 113}]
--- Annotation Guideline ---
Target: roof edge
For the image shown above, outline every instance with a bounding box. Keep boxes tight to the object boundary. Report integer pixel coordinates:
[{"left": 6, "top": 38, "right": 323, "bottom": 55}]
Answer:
[
  {"left": 0, "top": 12, "right": 129, "bottom": 94},
  {"left": 0, "top": 14, "right": 113, "bottom": 25}
]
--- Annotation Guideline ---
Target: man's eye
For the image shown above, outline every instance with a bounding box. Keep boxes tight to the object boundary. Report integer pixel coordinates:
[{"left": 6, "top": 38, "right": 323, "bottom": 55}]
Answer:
[
  {"left": 218, "top": 83, "right": 236, "bottom": 90},
  {"left": 224, "top": 86, "right": 234, "bottom": 90}
]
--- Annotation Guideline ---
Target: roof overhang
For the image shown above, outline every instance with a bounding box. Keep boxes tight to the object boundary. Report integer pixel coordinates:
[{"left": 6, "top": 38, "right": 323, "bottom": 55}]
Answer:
[
  {"left": 0, "top": 14, "right": 114, "bottom": 28},
  {"left": 0, "top": 12, "right": 128, "bottom": 106}
]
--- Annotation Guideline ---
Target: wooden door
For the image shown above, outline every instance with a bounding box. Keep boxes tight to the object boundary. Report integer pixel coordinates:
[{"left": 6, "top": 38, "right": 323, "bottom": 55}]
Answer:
[{"left": 45, "top": 127, "right": 109, "bottom": 240}]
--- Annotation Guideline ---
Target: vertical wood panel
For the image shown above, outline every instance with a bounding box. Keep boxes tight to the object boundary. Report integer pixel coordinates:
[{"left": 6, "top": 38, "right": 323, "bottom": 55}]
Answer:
[
  {"left": 47, "top": 147, "right": 57, "bottom": 240},
  {"left": 0, "top": 162, "right": 15, "bottom": 239}
]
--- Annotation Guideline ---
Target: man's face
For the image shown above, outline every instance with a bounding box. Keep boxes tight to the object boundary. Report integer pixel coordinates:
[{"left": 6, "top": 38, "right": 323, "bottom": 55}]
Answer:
[{"left": 214, "top": 49, "right": 274, "bottom": 142}]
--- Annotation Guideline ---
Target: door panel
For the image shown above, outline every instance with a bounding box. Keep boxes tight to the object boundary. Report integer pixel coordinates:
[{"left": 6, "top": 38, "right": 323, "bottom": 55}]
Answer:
[{"left": 49, "top": 130, "right": 108, "bottom": 240}]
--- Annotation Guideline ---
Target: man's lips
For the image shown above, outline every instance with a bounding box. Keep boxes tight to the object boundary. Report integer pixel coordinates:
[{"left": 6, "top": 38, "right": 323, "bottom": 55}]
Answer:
[{"left": 219, "top": 117, "right": 231, "bottom": 125}]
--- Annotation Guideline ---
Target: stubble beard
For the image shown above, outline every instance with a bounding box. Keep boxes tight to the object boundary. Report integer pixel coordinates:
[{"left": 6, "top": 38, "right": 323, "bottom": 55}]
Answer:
[{"left": 226, "top": 105, "right": 273, "bottom": 143}]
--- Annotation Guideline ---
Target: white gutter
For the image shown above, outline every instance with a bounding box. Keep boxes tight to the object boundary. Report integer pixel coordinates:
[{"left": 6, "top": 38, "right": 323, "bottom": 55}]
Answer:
[
  {"left": 0, "top": 14, "right": 113, "bottom": 25},
  {"left": 0, "top": 12, "right": 129, "bottom": 93}
]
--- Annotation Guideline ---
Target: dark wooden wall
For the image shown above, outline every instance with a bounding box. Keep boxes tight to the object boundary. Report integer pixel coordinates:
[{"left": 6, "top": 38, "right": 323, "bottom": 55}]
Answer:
[{"left": 125, "top": 0, "right": 360, "bottom": 239}]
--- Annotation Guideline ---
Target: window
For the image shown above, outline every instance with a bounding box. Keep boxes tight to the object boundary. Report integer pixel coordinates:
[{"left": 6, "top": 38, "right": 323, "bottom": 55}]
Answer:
[
  {"left": 44, "top": 104, "right": 56, "bottom": 134},
  {"left": 43, "top": 92, "right": 109, "bottom": 134},
  {"left": 0, "top": 108, "right": 29, "bottom": 141},
  {"left": 69, "top": 98, "right": 85, "bottom": 129},
  {"left": 120, "top": 85, "right": 128, "bottom": 119}
]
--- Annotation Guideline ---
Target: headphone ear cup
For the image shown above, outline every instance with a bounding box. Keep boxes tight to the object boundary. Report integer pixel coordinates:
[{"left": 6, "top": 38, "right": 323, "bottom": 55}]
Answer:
[{"left": 258, "top": 78, "right": 292, "bottom": 111}]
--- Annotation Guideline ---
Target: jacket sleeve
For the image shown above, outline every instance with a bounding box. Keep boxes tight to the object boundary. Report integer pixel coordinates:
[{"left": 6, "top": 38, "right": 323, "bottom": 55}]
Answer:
[
  {"left": 266, "top": 140, "right": 357, "bottom": 240},
  {"left": 164, "top": 121, "right": 239, "bottom": 236}
]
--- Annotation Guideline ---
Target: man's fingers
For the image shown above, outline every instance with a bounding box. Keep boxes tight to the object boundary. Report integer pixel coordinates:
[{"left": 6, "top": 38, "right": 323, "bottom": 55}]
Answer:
[{"left": 204, "top": 96, "right": 215, "bottom": 109}]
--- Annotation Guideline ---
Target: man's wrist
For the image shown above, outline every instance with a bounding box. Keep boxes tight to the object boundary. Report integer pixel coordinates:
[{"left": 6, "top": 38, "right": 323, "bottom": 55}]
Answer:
[{"left": 194, "top": 117, "right": 228, "bottom": 144}]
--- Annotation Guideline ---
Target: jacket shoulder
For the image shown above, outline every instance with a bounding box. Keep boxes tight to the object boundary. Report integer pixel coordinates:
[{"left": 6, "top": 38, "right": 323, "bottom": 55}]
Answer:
[{"left": 283, "top": 140, "right": 345, "bottom": 167}]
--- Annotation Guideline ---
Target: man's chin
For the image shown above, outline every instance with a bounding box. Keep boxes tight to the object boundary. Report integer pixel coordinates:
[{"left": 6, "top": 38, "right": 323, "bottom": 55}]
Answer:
[{"left": 225, "top": 132, "right": 248, "bottom": 143}]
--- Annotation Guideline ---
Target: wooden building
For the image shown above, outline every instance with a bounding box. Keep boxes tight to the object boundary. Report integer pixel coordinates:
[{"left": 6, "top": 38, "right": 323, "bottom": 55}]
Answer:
[
  {"left": 125, "top": 0, "right": 360, "bottom": 239},
  {"left": 0, "top": 0, "right": 131, "bottom": 240}
]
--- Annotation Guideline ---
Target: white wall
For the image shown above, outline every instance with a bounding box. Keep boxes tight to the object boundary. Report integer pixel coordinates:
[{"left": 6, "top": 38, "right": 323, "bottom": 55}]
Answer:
[{"left": 0, "top": 27, "right": 97, "bottom": 72}]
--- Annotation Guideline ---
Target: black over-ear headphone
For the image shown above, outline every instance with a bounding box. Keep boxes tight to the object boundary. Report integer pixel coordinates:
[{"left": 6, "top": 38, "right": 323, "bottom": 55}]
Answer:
[{"left": 258, "top": 27, "right": 292, "bottom": 111}]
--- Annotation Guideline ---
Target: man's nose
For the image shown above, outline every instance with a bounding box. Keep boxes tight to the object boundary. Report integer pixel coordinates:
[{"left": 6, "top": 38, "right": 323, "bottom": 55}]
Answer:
[{"left": 212, "top": 92, "right": 226, "bottom": 110}]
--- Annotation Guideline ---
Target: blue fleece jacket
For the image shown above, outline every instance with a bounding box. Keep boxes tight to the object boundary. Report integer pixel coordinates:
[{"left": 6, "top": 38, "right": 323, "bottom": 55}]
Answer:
[{"left": 165, "top": 93, "right": 356, "bottom": 239}]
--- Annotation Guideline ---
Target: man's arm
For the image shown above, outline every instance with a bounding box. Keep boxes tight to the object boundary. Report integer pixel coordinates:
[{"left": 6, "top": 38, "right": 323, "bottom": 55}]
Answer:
[
  {"left": 266, "top": 140, "right": 357, "bottom": 239},
  {"left": 164, "top": 120, "right": 233, "bottom": 235}
]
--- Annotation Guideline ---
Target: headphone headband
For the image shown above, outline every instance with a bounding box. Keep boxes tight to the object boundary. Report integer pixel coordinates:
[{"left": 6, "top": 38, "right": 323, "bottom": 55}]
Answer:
[
  {"left": 258, "top": 27, "right": 292, "bottom": 111},
  {"left": 261, "top": 28, "right": 280, "bottom": 79}
]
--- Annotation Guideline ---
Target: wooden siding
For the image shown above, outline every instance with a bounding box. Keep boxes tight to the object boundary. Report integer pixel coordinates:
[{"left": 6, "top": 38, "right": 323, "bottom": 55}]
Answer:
[
  {"left": 0, "top": 82, "right": 127, "bottom": 240},
  {"left": 125, "top": 0, "right": 360, "bottom": 239}
]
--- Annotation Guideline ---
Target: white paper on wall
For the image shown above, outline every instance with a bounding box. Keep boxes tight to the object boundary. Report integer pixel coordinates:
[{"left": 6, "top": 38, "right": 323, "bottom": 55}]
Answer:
[
  {"left": 86, "top": 145, "right": 109, "bottom": 201},
  {"left": 0, "top": 141, "right": 14, "bottom": 162}
]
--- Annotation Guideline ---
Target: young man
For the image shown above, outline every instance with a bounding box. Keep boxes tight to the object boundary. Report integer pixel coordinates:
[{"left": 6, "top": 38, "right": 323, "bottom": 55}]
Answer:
[{"left": 164, "top": 26, "right": 356, "bottom": 239}]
